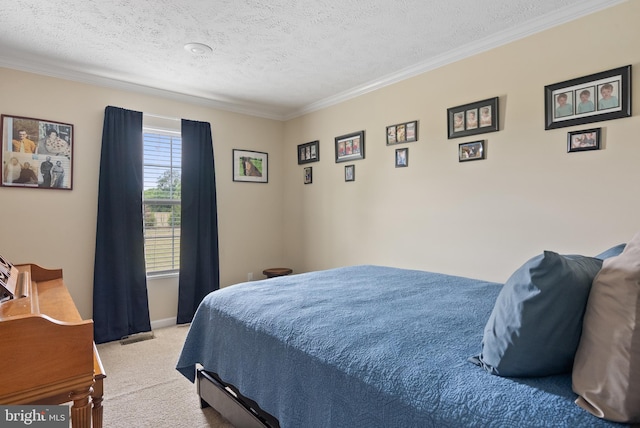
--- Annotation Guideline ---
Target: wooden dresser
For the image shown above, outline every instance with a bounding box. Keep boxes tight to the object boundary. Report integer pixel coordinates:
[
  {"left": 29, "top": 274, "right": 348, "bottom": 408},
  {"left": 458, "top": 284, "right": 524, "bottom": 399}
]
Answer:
[{"left": 0, "top": 263, "right": 105, "bottom": 428}]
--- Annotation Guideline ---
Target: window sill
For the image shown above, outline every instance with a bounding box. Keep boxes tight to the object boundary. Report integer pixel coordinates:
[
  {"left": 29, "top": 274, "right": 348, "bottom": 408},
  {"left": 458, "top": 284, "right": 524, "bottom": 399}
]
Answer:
[{"left": 147, "top": 272, "right": 179, "bottom": 280}]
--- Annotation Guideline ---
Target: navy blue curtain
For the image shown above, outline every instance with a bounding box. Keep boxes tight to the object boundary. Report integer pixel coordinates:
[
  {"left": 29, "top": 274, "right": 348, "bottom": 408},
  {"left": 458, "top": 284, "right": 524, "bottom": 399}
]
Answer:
[
  {"left": 93, "top": 106, "right": 151, "bottom": 344},
  {"left": 177, "top": 119, "right": 219, "bottom": 324}
]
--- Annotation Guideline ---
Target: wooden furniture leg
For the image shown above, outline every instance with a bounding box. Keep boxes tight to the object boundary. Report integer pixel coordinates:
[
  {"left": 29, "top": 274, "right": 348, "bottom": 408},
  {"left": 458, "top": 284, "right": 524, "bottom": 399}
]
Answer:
[
  {"left": 70, "top": 387, "right": 92, "bottom": 428},
  {"left": 91, "top": 378, "right": 104, "bottom": 428},
  {"left": 92, "top": 345, "right": 106, "bottom": 428}
]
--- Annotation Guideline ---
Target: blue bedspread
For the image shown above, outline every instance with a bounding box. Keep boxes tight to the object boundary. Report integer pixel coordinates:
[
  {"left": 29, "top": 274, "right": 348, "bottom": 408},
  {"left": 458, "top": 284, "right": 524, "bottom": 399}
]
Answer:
[{"left": 176, "top": 265, "right": 626, "bottom": 427}]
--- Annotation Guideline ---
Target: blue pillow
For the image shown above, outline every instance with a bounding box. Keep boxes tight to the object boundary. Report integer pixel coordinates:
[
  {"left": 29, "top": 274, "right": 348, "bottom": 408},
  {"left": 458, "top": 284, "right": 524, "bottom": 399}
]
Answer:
[
  {"left": 471, "top": 251, "right": 603, "bottom": 377},
  {"left": 594, "top": 243, "right": 626, "bottom": 260}
]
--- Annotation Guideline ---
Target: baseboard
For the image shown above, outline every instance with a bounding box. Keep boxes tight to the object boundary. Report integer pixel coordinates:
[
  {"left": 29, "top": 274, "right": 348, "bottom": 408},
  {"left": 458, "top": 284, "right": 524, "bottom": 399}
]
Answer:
[{"left": 151, "top": 317, "right": 177, "bottom": 330}]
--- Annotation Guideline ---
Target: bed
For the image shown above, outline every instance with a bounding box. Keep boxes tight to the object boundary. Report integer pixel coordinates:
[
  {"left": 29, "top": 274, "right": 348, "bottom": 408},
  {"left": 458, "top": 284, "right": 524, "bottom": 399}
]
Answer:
[{"left": 176, "top": 258, "right": 635, "bottom": 427}]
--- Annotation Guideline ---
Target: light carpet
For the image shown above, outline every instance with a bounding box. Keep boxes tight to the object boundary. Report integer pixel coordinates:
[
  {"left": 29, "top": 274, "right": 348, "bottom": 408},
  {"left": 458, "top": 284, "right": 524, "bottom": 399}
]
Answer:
[{"left": 96, "top": 325, "right": 234, "bottom": 428}]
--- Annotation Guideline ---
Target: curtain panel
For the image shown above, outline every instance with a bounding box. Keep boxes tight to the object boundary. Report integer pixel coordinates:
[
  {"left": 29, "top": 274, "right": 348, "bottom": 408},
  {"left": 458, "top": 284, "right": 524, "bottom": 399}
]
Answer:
[
  {"left": 93, "top": 106, "right": 151, "bottom": 344},
  {"left": 177, "top": 119, "right": 220, "bottom": 324}
]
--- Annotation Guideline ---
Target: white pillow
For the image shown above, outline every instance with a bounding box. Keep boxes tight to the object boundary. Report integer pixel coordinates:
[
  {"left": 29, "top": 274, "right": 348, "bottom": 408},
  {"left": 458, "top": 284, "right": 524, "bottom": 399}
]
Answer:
[{"left": 572, "top": 235, "right": 640, "bottom": 423}]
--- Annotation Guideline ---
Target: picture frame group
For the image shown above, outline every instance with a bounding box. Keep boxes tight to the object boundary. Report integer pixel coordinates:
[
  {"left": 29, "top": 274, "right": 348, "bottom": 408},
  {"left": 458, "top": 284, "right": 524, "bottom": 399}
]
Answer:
[
  {"left": 544, "top": 65, "right": 631, "bottom": 130},
  {"left": 458, "top": 140, "right": 485, "bottom": 162},
  {"left": 232, "top": 149, "right": 268, "bottom": 183},
  {"left": 1, "top": 114, "right": 74, "bottom": 190},
  {"left": 386, "top": 120, "right": 418, "bottom": 145},
  {"left": 448, "top": 97, "right": 499, "bottom": 139},
  {"left": 568, "top": 128, "right": 601, "bottom": 153},
  {"left": 297, "top": 140, "right": 319, "bottom": 164},
  {"left": 335, "top": 130, "right": 364, "bottom": 163}
]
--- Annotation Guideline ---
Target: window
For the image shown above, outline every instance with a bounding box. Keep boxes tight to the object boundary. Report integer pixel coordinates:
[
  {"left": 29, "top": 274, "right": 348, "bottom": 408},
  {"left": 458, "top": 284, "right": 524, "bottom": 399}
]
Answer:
[{"left": 143, "top": 129, "right": 182, "bottom": 275}]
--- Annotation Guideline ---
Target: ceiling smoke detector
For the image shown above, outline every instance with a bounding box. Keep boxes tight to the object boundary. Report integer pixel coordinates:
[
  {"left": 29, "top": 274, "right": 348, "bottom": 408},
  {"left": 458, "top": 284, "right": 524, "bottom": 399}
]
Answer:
[{"left": 184, "top": 43, "right": 213, "bottom": 55}]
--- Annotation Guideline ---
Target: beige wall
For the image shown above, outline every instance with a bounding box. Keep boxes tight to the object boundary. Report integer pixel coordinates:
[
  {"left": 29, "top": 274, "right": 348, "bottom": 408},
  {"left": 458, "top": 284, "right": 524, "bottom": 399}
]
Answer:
[
  {"left": 0, "top": 69, "right": 285, "bottom": 320},
  {"left": 282, "top": 1, "right": 640, "bottom": 283},
  {"left": 1, "top": 1, "right": 637, "bottom": 323}
]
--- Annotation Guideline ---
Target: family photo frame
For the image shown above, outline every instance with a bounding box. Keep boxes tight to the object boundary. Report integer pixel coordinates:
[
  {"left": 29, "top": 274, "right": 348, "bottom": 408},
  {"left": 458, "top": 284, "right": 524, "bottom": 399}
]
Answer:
[
  {"left": 568, "top": 128, "right": 601, "bottom": 153},
  {"left": 344, "top": 165, "right": 355, "bottom": 182},
  {"left": 297, "top": 140, "right": 319, "bottom": 164},
  {"left": 304, "top": 166, "right": 312, "bottom": 184},
  {"left": 447, "top": 97, "right": 499, "bottom": 139},
  {"left": 1, "top": 114, "right": 73, "bottom": 190},
  {"left": 386, "top": 120, "right": 418, "bottom": 145},
  {"left": 395, "top": 148, "right": 408, "bottom": 167},
  {"left": 544, "top": 65, "right": 631, "bottom": 130},
  {"left": 232, "top": 149, "right": 268, "bottom": 183},
  {"left": 335, "top": 130, "right": 365, "bottom": 163},
  {"left": 458, "top": 140, "right": 485, "bottom": 162}
]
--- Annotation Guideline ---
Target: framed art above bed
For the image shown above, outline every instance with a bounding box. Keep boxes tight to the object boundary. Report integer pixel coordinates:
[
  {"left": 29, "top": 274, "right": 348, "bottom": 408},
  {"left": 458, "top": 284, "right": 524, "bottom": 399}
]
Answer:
[
  {"left": 344, "top": 164, "right": 355, "bottom": 182},
  {"left": 335, "top": 130, "right": 364, "bottom": 163},
  {"left": 303, "top": 167, "right": 312, "bottom": 184},
  {"left": 568, "top": 128, "right": 601, "bottom": 153},
  {"left": 544, "top": 65, "right": 631, "bottom": 130},
  {"left": 386, "top": 120, "right": 418, "bottom": 145},
  {"left": 458, "top": 140, "right": 485, "bottom": 162},
  {"left": 447, "top": 97, "right": 499, "bottom": 139},
  {"left": 395, "top": 148, "right": 408, "bottom": 167}
]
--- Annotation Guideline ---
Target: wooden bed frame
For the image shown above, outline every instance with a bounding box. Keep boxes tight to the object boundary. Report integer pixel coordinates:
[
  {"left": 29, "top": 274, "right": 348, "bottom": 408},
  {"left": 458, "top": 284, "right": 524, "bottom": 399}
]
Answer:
[{"left": 197, "top": 368, "right": 279, "bottom": 428}]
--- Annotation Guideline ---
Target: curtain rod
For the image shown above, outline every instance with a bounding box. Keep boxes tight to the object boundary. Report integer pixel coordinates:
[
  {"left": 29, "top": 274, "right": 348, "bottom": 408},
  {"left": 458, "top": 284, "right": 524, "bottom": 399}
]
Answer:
[{"left": 143, "top": 112, "right": 180, "bottom": 121}]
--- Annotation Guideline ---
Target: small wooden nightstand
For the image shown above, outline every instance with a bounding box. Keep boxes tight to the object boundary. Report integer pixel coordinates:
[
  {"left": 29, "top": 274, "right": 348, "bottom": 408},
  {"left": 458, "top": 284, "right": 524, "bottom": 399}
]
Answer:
[{"left": 262, "top": 267, "right": 293, "bottom": 278}]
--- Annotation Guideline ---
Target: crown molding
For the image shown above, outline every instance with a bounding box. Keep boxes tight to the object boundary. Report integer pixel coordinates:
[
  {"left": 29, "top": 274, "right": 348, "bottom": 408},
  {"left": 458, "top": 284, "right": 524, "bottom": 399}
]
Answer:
[
  {"left": 285, "top": 0, "right": 626, "bottom": 120},
  {"left": 0, "top": 0, "right": 625, "bottom": 122},
  {"left": 0, "top": 58, "right": 288, "bottom": 121}
]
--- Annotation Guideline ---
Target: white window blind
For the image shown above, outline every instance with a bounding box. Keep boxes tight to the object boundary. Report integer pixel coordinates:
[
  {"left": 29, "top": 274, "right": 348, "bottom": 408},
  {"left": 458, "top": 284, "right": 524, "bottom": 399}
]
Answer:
[{"left": 143, "top": 129, "right": 182, "bottom": 275}]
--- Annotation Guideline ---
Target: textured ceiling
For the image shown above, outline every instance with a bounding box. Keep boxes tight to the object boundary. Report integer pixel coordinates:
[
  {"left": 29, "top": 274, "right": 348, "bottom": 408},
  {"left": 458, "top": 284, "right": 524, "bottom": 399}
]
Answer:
[{"left": 0, "top": 0, "right": 624, "bottom": 119}]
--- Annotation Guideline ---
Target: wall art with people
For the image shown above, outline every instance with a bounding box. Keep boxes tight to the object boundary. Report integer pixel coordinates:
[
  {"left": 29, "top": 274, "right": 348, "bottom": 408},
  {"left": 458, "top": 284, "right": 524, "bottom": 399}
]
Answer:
[{"left": 1, "top": 114, "right": 73, "bottom": 190}]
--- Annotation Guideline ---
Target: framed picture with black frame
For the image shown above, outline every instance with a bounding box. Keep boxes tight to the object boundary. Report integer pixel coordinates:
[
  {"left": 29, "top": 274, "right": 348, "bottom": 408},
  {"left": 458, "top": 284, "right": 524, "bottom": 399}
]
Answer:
[
  {"left": 386, "top": 120, "right": 418, "bottom": 145},
  {"left": 395, "top": 148, "right": 408, "bottom": 167},
  {"left": 447, "top": 97, "right": 499, "bottom": 139},
  {"left": 458, "top": 140, "right": 485, "bottom": 162},
  {"left": 567, "top": 128, "right": 601, "bottom": 153},
  {"left": 297, "top": 140, "right": 319, "bottom": 164},
  {"left": 544, "top": 65, "right": 631, "bottom": 130},
  {"left": 304, "top": 166, "right": 312, "bottom": 184},
  {"left": 344, "top": 165, "right": 355, "bottom": 182},
  {"left": 335, "top": 131, "right": 365, "bottom": 163}
]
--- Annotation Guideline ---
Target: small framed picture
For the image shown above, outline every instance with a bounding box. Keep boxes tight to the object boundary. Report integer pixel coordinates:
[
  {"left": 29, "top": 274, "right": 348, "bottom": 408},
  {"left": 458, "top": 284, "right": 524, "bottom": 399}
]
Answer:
[
  {"left": 544, "top": 65, "right": 631, "bottom": 130},
  {"left": 458, "top": 140, "right": 485, "bottom": 162},
  {"left": 335, "top": 130, "right": 365, "bottom": 163},
  {"left": 297, "top": 140, "right": 319, "bottom": 164},
  {"left": 386, "top": 120, "right": 418, "bottom": 145},
  {"left": 345, "top": 164, "right": 355, "bottom": 182},
  {"left": 448, "top": 97, "right": 499, "bottom": 139},
  {"left": 232, "top": 149, "right": 268, "bottom": 183},
  {"left": 304, "top": 166, "right": 313, "bottom": 184},
  {"left": 568, "top": 128, "right": 601, "bottom": 153},
  {"left": 1, "top": 114, "right": 74, "bottom": 189},
  {"left": 395, "top": 148, "right": 408, "bottom": 167}
]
